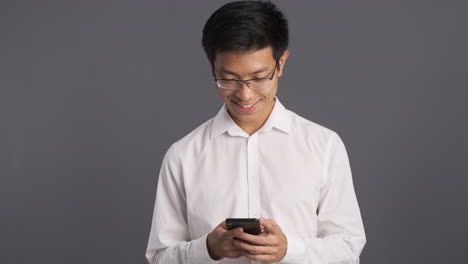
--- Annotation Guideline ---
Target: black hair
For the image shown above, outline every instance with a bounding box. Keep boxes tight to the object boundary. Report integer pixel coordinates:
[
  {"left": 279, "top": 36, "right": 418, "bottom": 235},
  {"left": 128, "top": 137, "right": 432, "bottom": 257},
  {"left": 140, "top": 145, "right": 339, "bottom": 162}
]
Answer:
[{"left": 202, "top": 0, "right": 289, "bottom": 69}]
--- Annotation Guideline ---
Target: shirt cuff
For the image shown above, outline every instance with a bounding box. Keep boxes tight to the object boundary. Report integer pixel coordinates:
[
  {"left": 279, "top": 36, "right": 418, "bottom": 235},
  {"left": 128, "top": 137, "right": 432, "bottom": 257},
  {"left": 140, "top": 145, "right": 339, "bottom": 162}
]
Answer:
[
  {"left": 280, "top": 235, "right": 305, "bottom": 264},
  {"left": 190, "top": 233, "right": 222, "bottom": 264}
]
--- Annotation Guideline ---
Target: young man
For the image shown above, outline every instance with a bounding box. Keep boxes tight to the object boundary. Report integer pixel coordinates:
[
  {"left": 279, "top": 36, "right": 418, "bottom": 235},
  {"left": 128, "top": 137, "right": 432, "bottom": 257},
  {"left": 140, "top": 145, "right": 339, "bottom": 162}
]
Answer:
[{"left": 146, "top": 1, "right": 366, "bottom": 263}]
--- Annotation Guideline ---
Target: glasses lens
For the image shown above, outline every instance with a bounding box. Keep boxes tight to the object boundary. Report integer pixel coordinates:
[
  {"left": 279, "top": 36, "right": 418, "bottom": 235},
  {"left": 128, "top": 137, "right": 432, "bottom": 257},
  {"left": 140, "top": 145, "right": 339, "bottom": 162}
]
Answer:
[
  {"left": 216, "top": 79, "right": 271, "bottom": 89},
  {"left": 249, "top": 79, "right": 270, "bottom": 89},
  {"left": 217, "top": 80, "right": 238, "bottom": 89}
]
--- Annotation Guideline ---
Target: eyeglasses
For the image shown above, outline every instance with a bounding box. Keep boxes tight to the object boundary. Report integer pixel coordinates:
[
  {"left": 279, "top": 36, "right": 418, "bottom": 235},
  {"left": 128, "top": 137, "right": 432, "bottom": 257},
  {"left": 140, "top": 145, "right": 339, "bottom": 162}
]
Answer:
[{"left": 213, "top": 65, "right": 277, "bottom": 90}]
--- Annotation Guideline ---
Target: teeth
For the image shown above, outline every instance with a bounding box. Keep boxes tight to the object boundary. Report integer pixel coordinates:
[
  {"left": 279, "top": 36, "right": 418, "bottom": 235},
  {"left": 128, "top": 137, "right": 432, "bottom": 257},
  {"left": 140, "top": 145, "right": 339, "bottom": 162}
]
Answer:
[
  {"left": 233, "top": 100, "right": 256, "bottom": 108},
  {"left": 239, "top": 103, "right": 254, "bottom": 108}
]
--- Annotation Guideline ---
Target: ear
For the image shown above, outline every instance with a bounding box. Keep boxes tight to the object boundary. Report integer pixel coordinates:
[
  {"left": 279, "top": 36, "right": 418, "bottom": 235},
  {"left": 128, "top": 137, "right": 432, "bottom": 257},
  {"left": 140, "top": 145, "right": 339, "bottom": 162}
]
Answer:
[{"left": 277, "top": 50, "right": 289, "bottom": 77}]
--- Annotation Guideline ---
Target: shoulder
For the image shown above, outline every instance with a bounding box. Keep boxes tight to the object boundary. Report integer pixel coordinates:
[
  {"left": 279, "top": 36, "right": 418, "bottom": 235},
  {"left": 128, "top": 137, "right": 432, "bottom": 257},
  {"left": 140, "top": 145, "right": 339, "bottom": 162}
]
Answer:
[
  {"left": 290, "top": 109, "right": 336, "bottom": 141},
  {"left": 167, "top": 117, "right": 215, "bottom": 160},
  {"left": 287, "top": 109, "right": 345, "bottom": 154}
]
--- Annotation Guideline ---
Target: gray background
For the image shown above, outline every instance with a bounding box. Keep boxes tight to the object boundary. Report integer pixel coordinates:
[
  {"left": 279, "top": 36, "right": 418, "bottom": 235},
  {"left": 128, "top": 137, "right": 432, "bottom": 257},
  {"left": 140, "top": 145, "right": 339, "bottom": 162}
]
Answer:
[{"left": 1, "top": 0, "right": 467, "bottom": 263}]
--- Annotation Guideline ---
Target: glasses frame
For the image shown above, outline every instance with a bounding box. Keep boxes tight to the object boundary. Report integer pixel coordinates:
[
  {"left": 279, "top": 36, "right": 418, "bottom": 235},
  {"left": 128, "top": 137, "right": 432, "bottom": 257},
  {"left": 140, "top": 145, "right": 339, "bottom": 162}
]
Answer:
[{"left": 213, "top": 63, "right": 278, "bottom": 90}]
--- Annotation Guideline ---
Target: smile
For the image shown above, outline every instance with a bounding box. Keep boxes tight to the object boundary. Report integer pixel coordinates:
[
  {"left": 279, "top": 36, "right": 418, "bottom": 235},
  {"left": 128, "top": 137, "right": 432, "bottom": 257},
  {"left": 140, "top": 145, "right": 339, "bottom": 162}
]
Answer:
[{"left": 232, "top": 100, "right": 260, "bottom": 113}]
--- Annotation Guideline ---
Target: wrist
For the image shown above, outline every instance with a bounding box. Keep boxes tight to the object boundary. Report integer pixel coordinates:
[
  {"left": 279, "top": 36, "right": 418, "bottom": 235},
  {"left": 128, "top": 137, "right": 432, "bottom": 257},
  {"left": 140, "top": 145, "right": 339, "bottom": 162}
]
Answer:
[{"left": 206, "top": 233, "right": 222, "bottom": 261}]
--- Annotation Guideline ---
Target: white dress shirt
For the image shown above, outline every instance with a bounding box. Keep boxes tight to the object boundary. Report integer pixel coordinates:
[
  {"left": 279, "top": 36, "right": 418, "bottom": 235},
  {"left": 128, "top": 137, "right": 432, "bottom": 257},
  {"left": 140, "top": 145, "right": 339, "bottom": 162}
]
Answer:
[{"left": 146, "top": 98, "right": 366, "bottom": 264}]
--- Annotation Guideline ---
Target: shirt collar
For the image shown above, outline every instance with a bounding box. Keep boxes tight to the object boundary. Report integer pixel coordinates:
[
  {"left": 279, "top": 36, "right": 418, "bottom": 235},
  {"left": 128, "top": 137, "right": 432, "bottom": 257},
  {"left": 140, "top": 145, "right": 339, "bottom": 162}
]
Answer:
[{"left": 210, "top": 97, "right": 291, "bottom": 139}]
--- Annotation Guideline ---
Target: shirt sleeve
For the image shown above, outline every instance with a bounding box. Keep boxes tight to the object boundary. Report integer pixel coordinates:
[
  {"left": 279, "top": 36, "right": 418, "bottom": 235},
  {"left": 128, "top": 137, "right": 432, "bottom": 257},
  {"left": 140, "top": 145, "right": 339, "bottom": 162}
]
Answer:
[
  {"left": 281, "top": 132, "right": 367, "bottom": 264},
  {"left": 145, "top": 144, "right": 221, "bottom": 264}
]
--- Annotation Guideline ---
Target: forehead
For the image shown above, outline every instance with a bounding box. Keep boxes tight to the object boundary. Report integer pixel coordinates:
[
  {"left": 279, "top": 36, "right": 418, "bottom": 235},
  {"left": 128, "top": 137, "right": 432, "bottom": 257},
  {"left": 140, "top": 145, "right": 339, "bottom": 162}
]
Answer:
[{"left": 213, "top": 47, "right": 275, "bottom": 74}]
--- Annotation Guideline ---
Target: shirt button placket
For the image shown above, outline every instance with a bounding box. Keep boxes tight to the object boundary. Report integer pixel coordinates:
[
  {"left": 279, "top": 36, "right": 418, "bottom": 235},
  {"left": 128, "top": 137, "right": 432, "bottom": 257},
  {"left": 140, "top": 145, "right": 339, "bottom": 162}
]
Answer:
[{"left": 247, "top": 134, "right": 260, "bottom": 218}]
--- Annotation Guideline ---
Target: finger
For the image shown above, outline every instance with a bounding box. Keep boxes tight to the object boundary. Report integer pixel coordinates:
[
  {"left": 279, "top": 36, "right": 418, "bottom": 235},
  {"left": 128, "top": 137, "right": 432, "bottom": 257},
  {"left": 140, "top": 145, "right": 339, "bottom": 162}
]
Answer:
[
  {"left": 219, "top": 220, "right": 228, "bottom": 230},
  {"left": 234, "top": 229, "right": 271, "bottom": 246},
  {"left": 259, "top": 218, "right": 278, "bottom": 235},
  {"left": 243, "top": 252, "right": 273, "bottom": 262},
  {"left": 233, "top": 239, "right": 276, "bottom": 255},
  {"left": 230, "top": 248, "right": 249, "bottom": 258},
  {"left": 225, "top": 227, "right": 243, "bottom": 239}
]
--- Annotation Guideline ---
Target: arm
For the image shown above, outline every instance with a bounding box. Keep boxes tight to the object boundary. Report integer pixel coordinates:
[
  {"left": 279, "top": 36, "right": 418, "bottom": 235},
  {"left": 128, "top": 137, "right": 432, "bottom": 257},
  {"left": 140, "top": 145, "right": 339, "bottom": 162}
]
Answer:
[
  {"left": 282, "top": 132, "right": 367, "bottom": 264},
  {"left": 145, "top": 144, "right": 220, "bottom": 264}
]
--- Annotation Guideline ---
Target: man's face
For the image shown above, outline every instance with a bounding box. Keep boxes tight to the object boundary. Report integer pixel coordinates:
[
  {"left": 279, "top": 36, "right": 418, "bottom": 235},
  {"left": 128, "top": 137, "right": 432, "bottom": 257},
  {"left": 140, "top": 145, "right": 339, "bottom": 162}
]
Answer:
[{"left": 213, "top": 46, "right": 289, "bottom": 128}]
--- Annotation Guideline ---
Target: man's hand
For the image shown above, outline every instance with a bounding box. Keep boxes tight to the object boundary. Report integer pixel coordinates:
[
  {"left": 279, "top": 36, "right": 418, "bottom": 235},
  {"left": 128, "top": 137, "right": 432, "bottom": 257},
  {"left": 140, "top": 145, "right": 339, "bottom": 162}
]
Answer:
[
  {"left": 206, "top": 220, "right": 247, "bottom": 260},
  {"left": 231, "top": 217, "right": 288, "bottom": 262}
]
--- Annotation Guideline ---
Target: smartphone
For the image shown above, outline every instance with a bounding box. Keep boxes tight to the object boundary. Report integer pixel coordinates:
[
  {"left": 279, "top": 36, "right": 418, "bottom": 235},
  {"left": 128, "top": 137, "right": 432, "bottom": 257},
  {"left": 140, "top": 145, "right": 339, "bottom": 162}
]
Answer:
[{"left": 225, "top": 218, "right": 262, "bottom": 235}]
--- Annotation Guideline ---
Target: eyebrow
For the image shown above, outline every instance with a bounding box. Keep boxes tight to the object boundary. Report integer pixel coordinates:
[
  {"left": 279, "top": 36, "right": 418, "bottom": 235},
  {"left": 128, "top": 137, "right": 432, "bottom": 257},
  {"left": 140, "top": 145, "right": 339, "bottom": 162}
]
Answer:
[{"left": 218, "top": 66, "right": 270, "bottom": 77}]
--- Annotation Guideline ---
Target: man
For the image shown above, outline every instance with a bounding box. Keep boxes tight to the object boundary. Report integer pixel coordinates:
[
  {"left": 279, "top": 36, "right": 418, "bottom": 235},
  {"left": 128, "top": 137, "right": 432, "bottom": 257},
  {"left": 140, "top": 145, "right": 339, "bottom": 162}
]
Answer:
[{"left": 146, "top": 1, "right": 366, "bottom": 263}]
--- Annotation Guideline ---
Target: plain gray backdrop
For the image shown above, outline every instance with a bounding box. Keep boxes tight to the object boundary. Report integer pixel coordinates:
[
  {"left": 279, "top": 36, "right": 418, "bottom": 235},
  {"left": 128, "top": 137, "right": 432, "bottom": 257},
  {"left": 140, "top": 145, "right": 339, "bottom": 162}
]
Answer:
[{"left": 1, "top": 0, "right": 467, "bottom": 263}]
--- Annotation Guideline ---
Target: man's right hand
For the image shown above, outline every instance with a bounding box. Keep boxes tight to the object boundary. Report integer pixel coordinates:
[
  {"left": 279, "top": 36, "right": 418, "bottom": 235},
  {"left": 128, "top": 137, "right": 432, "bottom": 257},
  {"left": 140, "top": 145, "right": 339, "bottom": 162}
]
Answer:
[{"left": 206, "top": 220, "right": 246, "bottom": 260}]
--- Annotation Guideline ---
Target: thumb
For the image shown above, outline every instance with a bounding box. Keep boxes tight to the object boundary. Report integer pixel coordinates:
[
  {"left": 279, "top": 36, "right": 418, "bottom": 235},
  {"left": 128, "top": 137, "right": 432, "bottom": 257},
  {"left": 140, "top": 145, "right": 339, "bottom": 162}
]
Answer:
[
  {"left": 219, "top": 220, "right": 228, "bottom": 230},
  {"left": 259, "top": 217, "right": 278, "bottom": 235}
]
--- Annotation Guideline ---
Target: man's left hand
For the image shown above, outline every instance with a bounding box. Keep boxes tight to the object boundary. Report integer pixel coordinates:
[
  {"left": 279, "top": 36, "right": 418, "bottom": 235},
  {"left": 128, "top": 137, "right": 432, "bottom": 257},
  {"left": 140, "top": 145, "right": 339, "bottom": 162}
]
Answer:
[{"left": 232, "top": 217, "right": 288, "bottom": 262}]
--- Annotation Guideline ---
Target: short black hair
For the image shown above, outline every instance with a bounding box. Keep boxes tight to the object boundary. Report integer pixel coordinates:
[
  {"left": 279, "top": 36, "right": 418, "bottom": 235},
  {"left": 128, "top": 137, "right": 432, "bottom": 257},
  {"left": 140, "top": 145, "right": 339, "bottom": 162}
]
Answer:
[{"left": 202, "top": 0, "right": 289, "bottom": 69}]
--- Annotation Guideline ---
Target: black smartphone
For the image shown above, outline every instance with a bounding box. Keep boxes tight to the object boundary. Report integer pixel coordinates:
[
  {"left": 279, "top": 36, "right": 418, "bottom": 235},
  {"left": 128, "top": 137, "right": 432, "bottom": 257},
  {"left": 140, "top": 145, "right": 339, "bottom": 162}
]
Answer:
[{"left": 225, "top": 218, "right": 262, "bottom": 235}]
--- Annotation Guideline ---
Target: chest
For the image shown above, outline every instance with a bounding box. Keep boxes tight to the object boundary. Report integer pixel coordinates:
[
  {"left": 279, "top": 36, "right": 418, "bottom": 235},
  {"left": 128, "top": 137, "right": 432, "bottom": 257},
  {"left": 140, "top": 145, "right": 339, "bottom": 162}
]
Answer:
[{"left": 183, "top": 134, "right": 324, "bottom": 234}]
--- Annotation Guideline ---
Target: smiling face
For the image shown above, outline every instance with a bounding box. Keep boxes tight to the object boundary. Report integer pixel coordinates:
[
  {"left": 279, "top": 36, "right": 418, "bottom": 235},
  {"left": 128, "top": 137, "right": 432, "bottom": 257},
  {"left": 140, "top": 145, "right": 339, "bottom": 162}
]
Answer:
[{"left": 213, "top": 46, "right": 289, "bottom": 134}]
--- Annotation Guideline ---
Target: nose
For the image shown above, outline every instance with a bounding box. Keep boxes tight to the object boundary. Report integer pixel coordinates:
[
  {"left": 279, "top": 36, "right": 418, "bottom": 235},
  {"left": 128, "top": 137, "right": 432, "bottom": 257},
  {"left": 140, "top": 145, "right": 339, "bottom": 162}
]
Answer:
[{"left": 234, "top": 81, "right": 255, "bottom": 101}]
